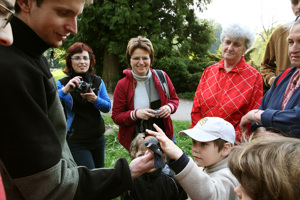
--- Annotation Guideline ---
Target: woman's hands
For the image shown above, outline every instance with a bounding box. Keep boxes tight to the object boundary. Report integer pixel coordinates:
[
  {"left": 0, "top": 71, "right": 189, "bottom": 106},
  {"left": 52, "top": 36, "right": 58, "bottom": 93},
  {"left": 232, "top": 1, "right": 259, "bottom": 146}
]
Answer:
[
  {"left": 136, "top": 105, "right": 171, "bottom": 120},
  {"left": 136, "top": 109, "right": 157, "bottom": 120},
  {"left": 146, "top": 124, "right": 183, "bottom": 161},
  {"left": 159, "top": 105, "right": 171, "bottom": 118},
  {"left": 81, "top": 88, "right": 97, "bottom": 103},
  {"left": 62, "top": 76, "right": 97, "bottom": 103},
  {"left": 62, "top": 76, "right": 81, "bottom": 94}
]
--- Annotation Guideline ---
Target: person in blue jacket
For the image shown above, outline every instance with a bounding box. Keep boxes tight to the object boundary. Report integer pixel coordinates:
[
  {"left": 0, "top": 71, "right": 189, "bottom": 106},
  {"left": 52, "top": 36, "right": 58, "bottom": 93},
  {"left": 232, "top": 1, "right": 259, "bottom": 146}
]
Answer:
[
  {"left": 240, "top": 17, "right": 300, "bottom": 138},
  {"left": 57, "top": 42, "right": 111, "bottom": 169}
]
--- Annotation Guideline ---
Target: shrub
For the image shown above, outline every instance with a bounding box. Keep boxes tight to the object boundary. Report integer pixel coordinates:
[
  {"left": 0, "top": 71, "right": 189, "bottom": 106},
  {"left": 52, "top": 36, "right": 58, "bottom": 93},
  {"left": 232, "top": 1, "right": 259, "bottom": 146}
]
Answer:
[{"left": 155, "top": 56, "right": 204, "bottom": 93}]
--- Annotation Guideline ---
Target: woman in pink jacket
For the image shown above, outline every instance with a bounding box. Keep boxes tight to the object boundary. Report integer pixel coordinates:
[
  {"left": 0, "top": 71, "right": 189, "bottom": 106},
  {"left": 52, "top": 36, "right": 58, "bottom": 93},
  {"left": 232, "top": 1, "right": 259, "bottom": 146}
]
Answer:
[{"left": 112, "top": 36, "right": 179, "bottom": 150}]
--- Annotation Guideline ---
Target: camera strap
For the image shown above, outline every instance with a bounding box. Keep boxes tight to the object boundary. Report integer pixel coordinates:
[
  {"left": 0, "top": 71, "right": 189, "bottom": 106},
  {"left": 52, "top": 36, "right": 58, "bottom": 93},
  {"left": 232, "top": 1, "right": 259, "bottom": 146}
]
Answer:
[{"left": 153, "top": 69, "right": 170, "bottom": 100}]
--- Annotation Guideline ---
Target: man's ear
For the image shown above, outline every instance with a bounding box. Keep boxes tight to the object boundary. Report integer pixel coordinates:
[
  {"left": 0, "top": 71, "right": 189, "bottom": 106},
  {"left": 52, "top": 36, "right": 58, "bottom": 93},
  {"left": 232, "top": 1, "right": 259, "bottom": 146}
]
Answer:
[
  {"left": 221, "top": 142, "right": 232, "bottom": 157},
  {"left": 17, "top": 0, "right": 32, "bottom": 13}
]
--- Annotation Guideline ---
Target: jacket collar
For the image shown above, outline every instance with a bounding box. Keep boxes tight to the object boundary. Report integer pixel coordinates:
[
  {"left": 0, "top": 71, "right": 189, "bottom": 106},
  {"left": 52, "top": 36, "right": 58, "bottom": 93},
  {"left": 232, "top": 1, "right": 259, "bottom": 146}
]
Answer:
[
  {"left": 204, "top": 157, "right": 228, "bottom": 174},
  {"left": 218, "top": 56, "right": 247, "bottom": 74},
  {"left": 11, "top": 17, "right": 50, "bottom": 59}
]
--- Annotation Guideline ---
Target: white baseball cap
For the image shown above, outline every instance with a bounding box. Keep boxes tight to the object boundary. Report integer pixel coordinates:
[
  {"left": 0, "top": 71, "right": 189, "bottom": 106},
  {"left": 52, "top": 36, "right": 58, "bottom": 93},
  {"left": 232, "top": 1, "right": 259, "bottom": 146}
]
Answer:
[{"left": 179, "top": 117, "right": 236, "bottom": 145}]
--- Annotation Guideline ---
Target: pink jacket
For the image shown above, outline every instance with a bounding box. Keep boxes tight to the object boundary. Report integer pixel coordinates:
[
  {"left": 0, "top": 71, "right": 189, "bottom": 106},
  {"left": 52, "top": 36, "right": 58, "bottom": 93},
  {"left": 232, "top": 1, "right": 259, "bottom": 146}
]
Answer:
[
  {"left": 0, "top": 174, "right": 6, "bottom": 200},
  {"left": 112, "top": 68, "right": 179, "bottom": 150}
]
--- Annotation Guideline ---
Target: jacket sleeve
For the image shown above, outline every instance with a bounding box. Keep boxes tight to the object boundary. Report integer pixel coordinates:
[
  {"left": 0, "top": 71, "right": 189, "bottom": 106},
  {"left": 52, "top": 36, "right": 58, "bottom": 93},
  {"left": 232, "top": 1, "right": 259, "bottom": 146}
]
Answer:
[
  {"left": 261, "top": 106, "right": 300, "bottom": 136},
  {"left": 174, "top": 158, "right": 238, "bottom": 200},
  {"left": 260, "top": 32, "right": 277, "bottom": 87},
  {"left": 74, "top": 158, "right": 133, "bottom": 200},
  {"left": 57, "top": 80, "right": 73, "bottom": 111},
  {"left": 251, "top": 79, "right": 276, "bottom": 131},
  {"left": 164, "top": 72, "right": 179, "bottom": 113},
  {"left": 92, "top": 79, "right": 111, "bottom": 113},
  {"left": 112, "top": 80, "right": 136, "bottom": 126}
]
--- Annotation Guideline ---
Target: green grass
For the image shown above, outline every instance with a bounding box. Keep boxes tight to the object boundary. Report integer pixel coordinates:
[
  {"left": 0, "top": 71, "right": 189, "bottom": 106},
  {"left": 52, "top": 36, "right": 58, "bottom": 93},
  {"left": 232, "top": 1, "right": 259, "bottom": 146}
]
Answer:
[{"left": 51, "top": 69, "right": 65, "bottom": 81}]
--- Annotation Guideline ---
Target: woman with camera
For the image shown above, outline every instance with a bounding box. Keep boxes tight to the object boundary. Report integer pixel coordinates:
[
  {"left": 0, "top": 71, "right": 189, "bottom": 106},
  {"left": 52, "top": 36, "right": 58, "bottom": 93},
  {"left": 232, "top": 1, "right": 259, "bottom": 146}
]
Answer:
[
  {"left": 57, "top": 42, "right": 111, "bottom": 169},
  {"left": 112, "top": 36, "right": 179, "bottom": 151}
]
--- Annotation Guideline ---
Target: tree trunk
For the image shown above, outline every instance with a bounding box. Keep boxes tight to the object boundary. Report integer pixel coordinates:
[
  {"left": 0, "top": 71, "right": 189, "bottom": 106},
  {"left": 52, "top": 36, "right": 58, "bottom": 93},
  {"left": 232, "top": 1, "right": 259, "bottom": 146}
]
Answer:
[{"left": 102, "top": 48, "right": 121, "bottom": 92}]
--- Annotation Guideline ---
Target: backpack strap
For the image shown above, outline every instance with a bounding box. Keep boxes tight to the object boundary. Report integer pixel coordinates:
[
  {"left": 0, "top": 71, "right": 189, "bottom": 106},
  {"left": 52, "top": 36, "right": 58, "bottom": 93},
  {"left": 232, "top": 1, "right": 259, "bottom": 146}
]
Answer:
[
  {"left": 153, "top": 69, "right": 170, "bottom": 100},
  {"left": 275, "top": 67, "right": 293, "bottom": 88}
]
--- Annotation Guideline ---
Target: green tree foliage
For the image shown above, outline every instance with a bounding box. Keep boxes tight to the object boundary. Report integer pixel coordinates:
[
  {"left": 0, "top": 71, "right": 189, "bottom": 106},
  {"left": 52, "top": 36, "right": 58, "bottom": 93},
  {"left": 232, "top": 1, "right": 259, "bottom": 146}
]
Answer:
[
  {"left": 208, "top": 21, "right": 222, "bottom": 54},
  {"left": 250, "top": 25, "right": 279, "bottom": 68},
  {"left": 63, "top": 0, "right": 215, "bottom": 92}
]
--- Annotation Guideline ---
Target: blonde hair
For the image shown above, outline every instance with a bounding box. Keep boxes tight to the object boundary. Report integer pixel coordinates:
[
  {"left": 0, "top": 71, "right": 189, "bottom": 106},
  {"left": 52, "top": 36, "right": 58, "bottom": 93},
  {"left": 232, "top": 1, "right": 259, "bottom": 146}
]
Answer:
[{"left": 228, "top": 136, "right": 300, "bottom": 200}]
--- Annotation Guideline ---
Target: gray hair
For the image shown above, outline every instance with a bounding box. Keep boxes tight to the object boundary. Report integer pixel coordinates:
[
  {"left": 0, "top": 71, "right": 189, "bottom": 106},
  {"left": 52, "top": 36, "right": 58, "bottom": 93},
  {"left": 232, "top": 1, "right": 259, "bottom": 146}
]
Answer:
[{"left": 220, "top": 23, "right": 255, "bottom": 52}]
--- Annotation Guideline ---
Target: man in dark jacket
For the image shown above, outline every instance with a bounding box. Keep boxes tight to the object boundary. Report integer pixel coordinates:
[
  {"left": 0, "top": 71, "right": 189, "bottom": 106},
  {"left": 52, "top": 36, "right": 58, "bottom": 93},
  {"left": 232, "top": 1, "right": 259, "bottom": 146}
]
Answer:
[{"left": 0, "top": 0, "right": 154, "bottom": 199}]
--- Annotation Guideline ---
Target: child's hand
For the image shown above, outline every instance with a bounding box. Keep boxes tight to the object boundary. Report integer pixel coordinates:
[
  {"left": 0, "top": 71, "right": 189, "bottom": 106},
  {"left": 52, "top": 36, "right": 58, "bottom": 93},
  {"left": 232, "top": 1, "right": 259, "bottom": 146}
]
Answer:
[{"left": 146, "top": 124, "right": 183, "bottom": 161}]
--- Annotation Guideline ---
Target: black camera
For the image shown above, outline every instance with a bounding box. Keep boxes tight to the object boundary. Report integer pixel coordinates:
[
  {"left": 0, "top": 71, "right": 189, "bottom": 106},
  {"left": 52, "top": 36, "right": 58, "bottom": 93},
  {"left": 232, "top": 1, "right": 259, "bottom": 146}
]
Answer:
[{"left": 75, "top": 81, "right": 92, "bottom": 93}]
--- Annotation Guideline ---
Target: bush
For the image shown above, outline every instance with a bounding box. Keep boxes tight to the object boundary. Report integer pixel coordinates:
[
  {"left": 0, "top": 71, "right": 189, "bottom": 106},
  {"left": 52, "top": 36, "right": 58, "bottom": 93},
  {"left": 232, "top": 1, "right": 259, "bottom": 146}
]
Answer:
[
  {"left": 177, "top": 92, "right": 195, "bottom": 100},
  {"left": 155, "top": 56, "right": 203, "bottom": 93}
]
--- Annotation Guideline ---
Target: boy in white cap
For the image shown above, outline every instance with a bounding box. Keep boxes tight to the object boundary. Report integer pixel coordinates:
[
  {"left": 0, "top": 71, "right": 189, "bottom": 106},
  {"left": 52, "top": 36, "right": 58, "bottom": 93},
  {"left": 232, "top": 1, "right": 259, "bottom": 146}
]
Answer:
[{"left": 146, "top": 117, "right": 238, "bottom": 200}]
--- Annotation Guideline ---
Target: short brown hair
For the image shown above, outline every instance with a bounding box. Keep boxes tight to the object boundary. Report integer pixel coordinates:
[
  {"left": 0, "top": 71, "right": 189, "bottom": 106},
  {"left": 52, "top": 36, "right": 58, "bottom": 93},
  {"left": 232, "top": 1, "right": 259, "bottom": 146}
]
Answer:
[
  {"left": 15, "top": 0, "right": 94, "bottom": 13},
  {"left": 212, "top": 138, "right": 228, "bottom": 152},
  {"left": 125, "top": 36, "right": 154, "bottom": 67},
  {"left": 228, "top": 136, "right": 300, "bottom": 200},
  {"left": 64, "top": 42, "right": 96, "bottom": 75}
]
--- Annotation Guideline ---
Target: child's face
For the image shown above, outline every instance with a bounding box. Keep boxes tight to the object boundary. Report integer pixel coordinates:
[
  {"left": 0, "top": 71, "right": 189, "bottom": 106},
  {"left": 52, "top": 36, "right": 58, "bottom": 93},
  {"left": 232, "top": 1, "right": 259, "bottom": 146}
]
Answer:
[
  {"left": 192, "top": 139, "right": 224, "bottom": 167},
  {"left": 135, "top": 149, "right": 146, "bottom": 158}
]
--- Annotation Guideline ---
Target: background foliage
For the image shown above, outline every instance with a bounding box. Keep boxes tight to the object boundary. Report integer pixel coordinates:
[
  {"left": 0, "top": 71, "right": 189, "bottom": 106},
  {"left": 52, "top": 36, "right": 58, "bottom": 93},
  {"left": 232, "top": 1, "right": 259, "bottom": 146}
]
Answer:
[
  {"left": 61, "top": 0, "right": 215, "bottom": 93},
  {"left": 46, "top": 0, "right": 283, "bottom": 97}
]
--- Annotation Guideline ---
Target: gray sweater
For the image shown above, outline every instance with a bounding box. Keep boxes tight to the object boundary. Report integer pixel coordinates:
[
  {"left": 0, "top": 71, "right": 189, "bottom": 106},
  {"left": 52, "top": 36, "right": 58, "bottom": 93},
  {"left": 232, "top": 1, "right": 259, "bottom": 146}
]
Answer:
[{"left": 174, "top": 157, "right": 239, "bottom": 200}]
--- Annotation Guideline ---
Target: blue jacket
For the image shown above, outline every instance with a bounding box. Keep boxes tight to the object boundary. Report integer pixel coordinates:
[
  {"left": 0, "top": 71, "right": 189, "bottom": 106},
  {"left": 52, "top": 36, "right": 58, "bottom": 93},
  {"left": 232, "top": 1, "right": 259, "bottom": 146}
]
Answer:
[
  {"left": 252, "top": 67, "right": 300, "bottom": 136},
  {"left": 57, "top": 75, "right": 111, "bottom": 143}
]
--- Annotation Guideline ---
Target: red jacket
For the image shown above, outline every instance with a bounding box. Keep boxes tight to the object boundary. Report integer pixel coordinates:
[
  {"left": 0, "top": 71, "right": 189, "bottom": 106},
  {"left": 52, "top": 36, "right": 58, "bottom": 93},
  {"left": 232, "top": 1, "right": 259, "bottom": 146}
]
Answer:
[{"left": 112, "top": 68, "right": 179, "bottom": 150}]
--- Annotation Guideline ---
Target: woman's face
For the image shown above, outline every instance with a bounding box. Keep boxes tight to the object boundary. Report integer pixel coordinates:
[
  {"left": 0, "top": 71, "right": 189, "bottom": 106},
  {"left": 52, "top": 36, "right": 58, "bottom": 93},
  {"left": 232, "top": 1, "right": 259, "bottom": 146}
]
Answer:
[
  {"left": 222, "top": 36, "right": 246, "bottom": 64},
  {"left": 130, "top": 48, "right": 151, "bottom": 76},
  {"left": 288, "top": 23, "right": 300, "bottom": 68},
  {"left": 234, "top": 185, "right": 253, "bottom": 200},
  {"left": 71, "top": 50, "right": 90, "bottom": 73}
]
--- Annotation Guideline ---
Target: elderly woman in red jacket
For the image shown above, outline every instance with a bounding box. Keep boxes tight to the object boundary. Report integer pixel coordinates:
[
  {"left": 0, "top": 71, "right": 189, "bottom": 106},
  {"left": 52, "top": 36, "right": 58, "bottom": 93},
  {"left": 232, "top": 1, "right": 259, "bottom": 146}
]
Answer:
[
  {"left": 190, "top": 23, "right": 263, "bottom": 142},
  {"left": 112, "top": 36, "right": 179, "bottom": 150}
]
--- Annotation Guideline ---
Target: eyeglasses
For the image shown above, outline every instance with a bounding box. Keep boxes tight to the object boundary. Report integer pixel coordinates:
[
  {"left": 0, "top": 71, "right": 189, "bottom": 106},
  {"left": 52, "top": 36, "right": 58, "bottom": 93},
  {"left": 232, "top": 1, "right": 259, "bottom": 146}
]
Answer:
[
  {"left": 0, "top": 3, "right": 15, "bottom": 29},
  {"left": 131, "top": 57, "right": 150, "bottom": 62},
  {"left": 71, "top": 56, "right": 90, "bottom": 61}
]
